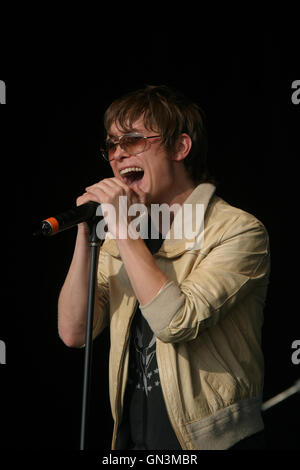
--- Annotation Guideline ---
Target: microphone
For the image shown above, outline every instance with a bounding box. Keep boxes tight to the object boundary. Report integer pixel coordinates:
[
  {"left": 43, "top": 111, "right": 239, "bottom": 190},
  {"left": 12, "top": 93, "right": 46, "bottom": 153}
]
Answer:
[{"left": 33, "top": 201, "right": 101, "bottom": 237}]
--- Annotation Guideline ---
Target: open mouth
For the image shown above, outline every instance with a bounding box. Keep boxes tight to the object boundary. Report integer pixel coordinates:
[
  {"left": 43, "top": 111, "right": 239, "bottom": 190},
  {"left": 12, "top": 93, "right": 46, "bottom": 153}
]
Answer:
[{"left": 120, "top": 167, "right": 144, "bottom": 186}]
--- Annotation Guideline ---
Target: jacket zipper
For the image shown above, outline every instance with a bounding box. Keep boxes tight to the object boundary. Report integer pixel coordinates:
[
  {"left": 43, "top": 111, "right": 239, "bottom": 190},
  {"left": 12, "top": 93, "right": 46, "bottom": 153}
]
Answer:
[
  {"left": 156, "top": 344, "right": 187, "bottom": 450},
  {"left": 112, "top": 300, "right": 186, "bottom": 450},
  {"left": 112, "top": 300, "right": 139, "bottom": 449}
]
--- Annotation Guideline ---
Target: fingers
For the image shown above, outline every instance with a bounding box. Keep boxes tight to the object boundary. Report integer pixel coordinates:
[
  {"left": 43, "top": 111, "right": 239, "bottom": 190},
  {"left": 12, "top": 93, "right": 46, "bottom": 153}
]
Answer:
[
  {"left": 79, "top": 177, "right": 147, "bottom": 208},
  {"left": 85, "top": 178, "right": 130, "bottom": 203},
  {"left": 76, "top": 181, "right": 112, "bottom": 207},
  {"left": 102, "top": 177, "right": 129, "bottom": 191},
  {"left": 130, "top": 181, "right": 148, "bottom": 205},
  {"left": 76, "top": 193, "right": 98, "bottom": 206},
  {"left": 77, "top": 178, "right": 148, "bottom": 239}
]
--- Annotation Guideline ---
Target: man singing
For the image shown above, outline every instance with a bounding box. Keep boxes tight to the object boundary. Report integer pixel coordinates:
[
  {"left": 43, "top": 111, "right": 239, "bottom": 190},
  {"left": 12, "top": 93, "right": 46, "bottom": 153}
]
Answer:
[{"left": 58, "top": 85, "right": 270, "bottom": 450}]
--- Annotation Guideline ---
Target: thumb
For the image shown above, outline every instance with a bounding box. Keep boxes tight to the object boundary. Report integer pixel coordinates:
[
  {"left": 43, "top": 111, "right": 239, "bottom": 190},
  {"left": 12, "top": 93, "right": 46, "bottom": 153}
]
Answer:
[{"left": 130, "top": 183, "right": 148, "bottom": 205}]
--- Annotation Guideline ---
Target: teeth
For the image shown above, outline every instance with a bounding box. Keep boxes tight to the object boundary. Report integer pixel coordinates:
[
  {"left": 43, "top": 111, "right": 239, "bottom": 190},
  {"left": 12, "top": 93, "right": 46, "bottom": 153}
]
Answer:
[{"left": 120, "top": 167, "right": 144, "bottom": 175}]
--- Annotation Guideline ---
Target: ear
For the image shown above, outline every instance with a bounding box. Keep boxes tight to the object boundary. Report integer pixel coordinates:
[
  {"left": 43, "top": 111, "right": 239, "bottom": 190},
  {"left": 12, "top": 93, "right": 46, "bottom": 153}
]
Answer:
[{"left": 171, "top": 133, "right": 192, "bottom": 162}]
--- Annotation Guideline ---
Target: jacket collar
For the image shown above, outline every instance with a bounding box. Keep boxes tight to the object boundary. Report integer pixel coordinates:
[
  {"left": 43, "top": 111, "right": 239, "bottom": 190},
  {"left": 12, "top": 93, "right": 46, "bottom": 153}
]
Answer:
[{"left": 101, "top": 183, "right": 216, "bottom": 258}]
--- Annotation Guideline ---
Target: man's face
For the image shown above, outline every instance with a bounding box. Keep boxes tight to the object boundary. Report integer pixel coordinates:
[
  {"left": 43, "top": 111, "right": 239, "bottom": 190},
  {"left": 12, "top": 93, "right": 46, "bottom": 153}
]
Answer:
[{"left": 108, "top": 117, "right": 175, "bottom": 205}]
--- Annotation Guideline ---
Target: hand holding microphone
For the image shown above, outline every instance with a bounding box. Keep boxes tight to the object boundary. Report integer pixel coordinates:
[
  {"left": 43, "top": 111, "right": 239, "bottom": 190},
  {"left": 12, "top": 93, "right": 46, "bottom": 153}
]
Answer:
[{"left": 33, "top": 177, "right": 146, "bottom": 238}]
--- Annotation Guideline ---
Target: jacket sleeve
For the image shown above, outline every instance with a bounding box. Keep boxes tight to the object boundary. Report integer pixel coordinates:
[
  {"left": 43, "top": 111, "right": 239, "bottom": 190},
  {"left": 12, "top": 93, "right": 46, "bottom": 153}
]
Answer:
[
  {"left": 140, "top": 214, "right": 270, "bottom": 343},
  {"left": 92, "top": 249, "right": 110, "bottom": 340}
]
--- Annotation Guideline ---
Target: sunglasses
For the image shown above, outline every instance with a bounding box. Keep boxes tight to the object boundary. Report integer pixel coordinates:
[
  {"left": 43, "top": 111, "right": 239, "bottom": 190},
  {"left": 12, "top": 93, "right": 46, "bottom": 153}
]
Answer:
[{"left": 100, "top": 132, "right": 160, "bottom": 161}]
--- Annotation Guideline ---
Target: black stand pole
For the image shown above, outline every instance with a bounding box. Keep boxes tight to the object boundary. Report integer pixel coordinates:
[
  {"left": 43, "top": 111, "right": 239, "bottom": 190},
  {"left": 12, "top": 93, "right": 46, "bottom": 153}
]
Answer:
[
  {"left": 261, "top": 379, "right": 300, "bottom": 412},
  {"left": 80, "top": 217, "right": 102, "bottom": 450}
]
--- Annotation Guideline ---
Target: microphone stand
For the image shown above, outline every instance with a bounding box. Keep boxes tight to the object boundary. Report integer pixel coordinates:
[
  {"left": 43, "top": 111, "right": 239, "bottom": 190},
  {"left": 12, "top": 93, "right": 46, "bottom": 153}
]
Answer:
[
  {"left": 80, "top": 213, "right": 103, "bottom": 450},
  {"left": 261, "top": 379, "right": 300, "bottom": 412}
]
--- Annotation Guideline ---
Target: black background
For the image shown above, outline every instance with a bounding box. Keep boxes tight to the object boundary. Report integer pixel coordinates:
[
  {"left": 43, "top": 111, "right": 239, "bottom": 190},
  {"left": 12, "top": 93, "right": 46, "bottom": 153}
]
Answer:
[{"left": 0, "top": 20, "right": 299, "bottom": 454}]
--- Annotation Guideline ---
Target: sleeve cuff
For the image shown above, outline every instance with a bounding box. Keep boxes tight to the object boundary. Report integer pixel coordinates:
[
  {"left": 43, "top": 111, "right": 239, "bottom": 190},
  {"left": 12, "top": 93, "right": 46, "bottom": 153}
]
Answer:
[{"left": 140, "top": 280, "right": 185, "bottom": 334}]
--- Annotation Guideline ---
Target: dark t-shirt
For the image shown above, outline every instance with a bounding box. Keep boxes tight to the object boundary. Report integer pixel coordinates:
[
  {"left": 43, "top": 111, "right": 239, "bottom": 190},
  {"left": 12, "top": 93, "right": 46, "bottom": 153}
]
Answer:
[{"left": 116, "top": 223, "right": 181, "bottom": 450}]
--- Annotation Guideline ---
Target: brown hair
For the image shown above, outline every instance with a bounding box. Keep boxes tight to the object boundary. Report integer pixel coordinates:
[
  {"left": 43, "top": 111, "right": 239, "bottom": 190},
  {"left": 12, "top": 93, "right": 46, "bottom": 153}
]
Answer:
[{"left": 103, "top": 85, "right": 212, "bottom": 183}]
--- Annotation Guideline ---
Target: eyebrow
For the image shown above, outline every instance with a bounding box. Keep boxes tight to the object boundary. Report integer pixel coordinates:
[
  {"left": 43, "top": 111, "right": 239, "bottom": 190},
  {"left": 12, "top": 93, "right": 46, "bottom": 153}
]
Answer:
[{"left": 107, "top": 128, "right": 143, "bottom": 138}]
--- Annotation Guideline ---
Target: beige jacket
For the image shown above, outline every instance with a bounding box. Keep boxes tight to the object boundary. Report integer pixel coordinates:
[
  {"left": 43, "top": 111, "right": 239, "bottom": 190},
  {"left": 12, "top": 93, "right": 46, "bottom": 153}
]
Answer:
[{"left": 93, "top": 183, "right": 270, "bottom": 450}]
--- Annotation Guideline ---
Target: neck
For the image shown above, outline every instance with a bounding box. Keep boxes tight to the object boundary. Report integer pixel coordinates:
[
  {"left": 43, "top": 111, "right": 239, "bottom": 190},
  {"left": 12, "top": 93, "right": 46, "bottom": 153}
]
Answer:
[
  {"left": 164, "top": 170, "right": 197, "bottom": 206},
  {"left": 148, "top": 177, "right": 197, "bottom": 234},
  {"left": 167, "top": 183, "right": 196, "bottom": 207}
]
